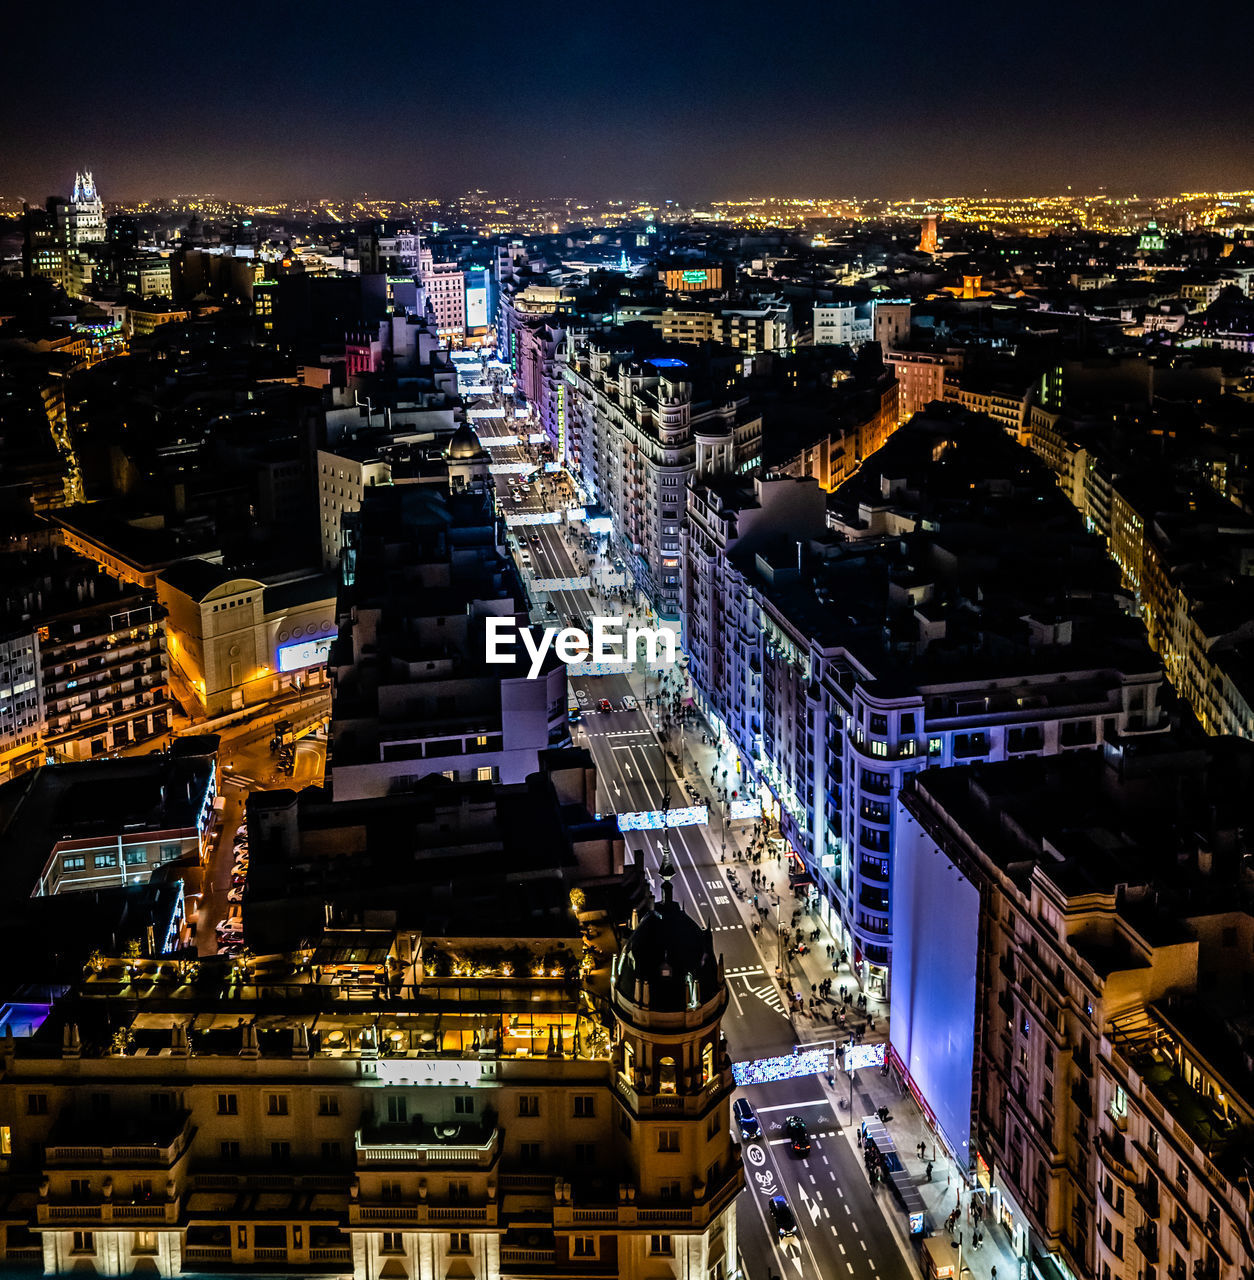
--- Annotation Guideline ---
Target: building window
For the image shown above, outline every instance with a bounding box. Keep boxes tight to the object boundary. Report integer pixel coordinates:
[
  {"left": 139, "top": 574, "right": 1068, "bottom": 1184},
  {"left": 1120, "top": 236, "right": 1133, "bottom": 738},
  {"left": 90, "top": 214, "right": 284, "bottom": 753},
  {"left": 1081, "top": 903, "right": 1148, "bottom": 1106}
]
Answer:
[
  {"left": 124, "top": 849, "right": 147, "bottom": 866},
  {"left": 573, "top": 1095, "right": 595, "bottom": 1118},
  {"left": 658, "top": 1129, "right": 680, "bottom": 1152},
  {"left": 650, "top": 1235, "right": 673, "bottom": 1256},
  {"left": 94, "top": 853, "right": 118, "bottom": 868},
  {"left": 216, "top": 1093, "right": 238, "bottom": 1115},
  {"left": 132, "top": 1231, "right": 158, "bottom": 1255},
  {"left": 575, "top": 1143, "right": 596, "bottom": 1164},
  {"left": 381, "top": 1232, "right": 404, "bottom": 1254},
  {"left": 449, "top": 1233, "right": 471, "bottom": 1255},
  {"left": 321, "top": 1141, "right": 342, "bottom": 1160},
  {"left": 266, "top": 1094, "right": 288, "bottom": 1116},
  {"left": 26, "top": 1094, "right": 48, "bottom": 1115},
  {"left": 386, "top": 1096, "right": 408, "bottom": 1123},
  {"left": 520, "top": 1142, "right": 541, "bottom": 1164},
  {"left": 317, "top": 1094, "right": 340, "bottom": 1116},
  {"left": 271, "top": 1141, "right": 291, "bottom": 1163},
  {"left": 63, "top": 855, "right": 86, "bottom": 871},
  {"left": 454, "top": 1095, "right": 474, "bottom": 1115},
  {"left": 518, "top": 1095, "right": 540, "bottom": 1118},
  {"left": 573, "top": 1236, "right": 597, "bottom": 1258},
  {"left": 448, "top": 1180, "right": 470, "bottom": 1202},
  {"left": 71, "top": 1231, "right": 95, "bottom": 1255},
  {"left": 220, "top": 1140, "right": 240, "bottom": 1160}
]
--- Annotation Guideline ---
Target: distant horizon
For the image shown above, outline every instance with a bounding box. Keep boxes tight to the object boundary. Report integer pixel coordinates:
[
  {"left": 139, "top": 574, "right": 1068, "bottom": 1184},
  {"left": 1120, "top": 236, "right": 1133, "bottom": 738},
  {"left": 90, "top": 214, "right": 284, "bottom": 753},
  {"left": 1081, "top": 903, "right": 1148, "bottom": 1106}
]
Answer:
[{"left": 6, "top": 180, "right": 1254, "bottom": 212}]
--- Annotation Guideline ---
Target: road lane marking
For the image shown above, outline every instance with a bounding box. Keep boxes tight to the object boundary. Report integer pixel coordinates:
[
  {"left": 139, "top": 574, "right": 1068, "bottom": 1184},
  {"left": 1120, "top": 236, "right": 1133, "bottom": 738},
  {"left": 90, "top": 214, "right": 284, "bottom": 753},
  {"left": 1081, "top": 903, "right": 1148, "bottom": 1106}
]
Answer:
[{"left": 839, "top": 1245, "right": 846, "bottom": 1255}]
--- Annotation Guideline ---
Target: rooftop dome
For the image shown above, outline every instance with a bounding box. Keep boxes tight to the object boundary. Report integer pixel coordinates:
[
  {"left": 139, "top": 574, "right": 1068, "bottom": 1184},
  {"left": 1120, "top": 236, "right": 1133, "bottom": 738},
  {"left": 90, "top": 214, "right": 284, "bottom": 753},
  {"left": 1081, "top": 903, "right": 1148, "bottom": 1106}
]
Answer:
[
  {"left": 446, "top": 422, "right": 486, "bottom": 460},
  {"left": 614, "top": 852, "right": 720, "bottom": 1012}
]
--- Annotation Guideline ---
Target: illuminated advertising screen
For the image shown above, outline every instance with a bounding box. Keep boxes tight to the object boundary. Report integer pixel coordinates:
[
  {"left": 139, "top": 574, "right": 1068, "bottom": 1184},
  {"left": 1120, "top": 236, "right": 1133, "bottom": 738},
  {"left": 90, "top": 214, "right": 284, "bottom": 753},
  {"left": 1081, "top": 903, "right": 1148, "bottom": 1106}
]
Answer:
[
  {"left": 465, "top": 285, "right": 488, "bottom": 329},
  {"left": 729, "top": 797, "right": 758, "bottom": 821},
  {"left": 278, "top": 635, "right": 333, "bottom": 673},
  {"left": 681, "top": 269, "right": 708, "bottom": 284}
]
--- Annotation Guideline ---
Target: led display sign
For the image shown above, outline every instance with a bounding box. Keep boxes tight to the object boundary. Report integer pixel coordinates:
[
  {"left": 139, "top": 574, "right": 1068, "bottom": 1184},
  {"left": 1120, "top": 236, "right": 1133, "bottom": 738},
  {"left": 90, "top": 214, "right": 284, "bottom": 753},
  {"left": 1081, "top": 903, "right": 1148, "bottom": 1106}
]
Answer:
[{"left": 278, "top": 635, "right": 333, "bottom": 673}]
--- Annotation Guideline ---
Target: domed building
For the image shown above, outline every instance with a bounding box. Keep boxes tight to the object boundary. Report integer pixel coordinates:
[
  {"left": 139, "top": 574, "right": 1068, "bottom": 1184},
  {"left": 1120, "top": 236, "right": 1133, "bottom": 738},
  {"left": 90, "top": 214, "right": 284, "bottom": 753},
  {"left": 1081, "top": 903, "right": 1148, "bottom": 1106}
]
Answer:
[
  {"left": 608, "top": 852, "right": 742, "bottom": 1276},
  {"left": 445, "top": 422, "right": 486, "bottom": 460},
  {"left": 444, "top": 421, "right": 489, "bottom": 492}
]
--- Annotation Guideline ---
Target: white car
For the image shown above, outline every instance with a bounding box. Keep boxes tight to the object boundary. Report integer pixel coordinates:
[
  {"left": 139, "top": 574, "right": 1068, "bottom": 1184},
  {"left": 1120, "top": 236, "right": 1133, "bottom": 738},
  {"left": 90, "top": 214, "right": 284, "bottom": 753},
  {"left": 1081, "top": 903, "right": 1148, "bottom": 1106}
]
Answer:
[
  {"left": 622, "top": 695, "right": 638, "bottom": 711},
  {"left": 227, "top": 887, "right": 244, "bottom": 904},
  {"left": 513, "top": 493, "right": 524, "bottom": 504}
]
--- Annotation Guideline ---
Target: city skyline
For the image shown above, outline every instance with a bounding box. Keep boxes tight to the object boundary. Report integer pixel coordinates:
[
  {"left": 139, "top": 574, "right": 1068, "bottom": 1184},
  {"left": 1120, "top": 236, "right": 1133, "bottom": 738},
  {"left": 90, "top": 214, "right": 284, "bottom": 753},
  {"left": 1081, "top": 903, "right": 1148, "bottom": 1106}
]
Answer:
[{"left": 3, "top": 0, "right": 1252, "bottom": 202}]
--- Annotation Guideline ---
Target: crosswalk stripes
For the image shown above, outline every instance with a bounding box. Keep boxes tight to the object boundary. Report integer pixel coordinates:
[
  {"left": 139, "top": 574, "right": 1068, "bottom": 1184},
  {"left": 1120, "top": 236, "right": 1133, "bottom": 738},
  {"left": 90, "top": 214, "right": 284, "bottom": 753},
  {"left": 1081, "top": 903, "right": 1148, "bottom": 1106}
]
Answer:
[
  {"left": 221, "top": 775, "right": 254, "bottom": 789},
  {"left": 740, "top": 978, "right": 788, "bottom": 1017},
  {"left": 725, "top": 965, "right": 764, "bottom": 978}
]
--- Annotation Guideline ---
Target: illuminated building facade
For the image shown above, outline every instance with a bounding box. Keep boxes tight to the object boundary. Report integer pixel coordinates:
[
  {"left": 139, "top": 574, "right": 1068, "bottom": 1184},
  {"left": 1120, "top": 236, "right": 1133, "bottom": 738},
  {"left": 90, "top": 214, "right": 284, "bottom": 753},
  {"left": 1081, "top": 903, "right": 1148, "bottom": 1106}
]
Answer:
[
  {"left": 659, "top": 266, "right": 723, "bottom": 292},
  {"left": 735, "top": 410, "right": 1167, "bottom": 996},
  {"left": 562, "top": 334, "right": 761, "bottom": 622},
  {"left": 67, "top": 171, "right": 105, "bottom": 248},
  {"left": 0, "top": 751, "right": 740, "bottom": 1280},
  {"left": 896, "top": 746, "right": 1254, "bottom": 1280},
  {"left": 157, "top": 561, "right": 336, "bottom": 718}
]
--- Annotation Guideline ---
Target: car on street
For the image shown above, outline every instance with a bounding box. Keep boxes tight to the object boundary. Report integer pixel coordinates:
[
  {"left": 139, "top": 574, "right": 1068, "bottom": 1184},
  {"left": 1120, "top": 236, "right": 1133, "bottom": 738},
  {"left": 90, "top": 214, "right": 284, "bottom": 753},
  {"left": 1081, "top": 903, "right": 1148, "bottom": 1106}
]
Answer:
[
  {"left": 732, "top": 1098, "right": 761, "bottom": 1140},
  {"left": 227, "top": 886, "right": 244, "bottom": 903},
  {"left": 568, "top": 708, "right": 582, "bottom": 723},
  {"left": 784, "top": 1115, "right": 811, "bottom": 1156},
  {"left": 598, "top": 698, "right": 613, "bottom": 713},
  {"left": 545, "top": 601, "right": 556, "bottom": 614},
  {"left": 621, "top": 695, "right": 638, "bottom": 711},
  {"left": 513, "top": 493, "right": 523, "bottom": 504},
  {"left": 769, "top": 1195, "right": 797, "bottom": 1237}
]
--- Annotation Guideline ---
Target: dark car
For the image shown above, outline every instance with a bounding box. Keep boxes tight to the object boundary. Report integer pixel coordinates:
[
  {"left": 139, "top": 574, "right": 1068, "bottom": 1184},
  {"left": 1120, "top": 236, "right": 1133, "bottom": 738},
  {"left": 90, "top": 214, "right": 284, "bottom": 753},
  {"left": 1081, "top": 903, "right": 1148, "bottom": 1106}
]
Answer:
[
  {"left": 769, "top": 1195, "right": 797, "bottom": 1237},
  {"left": 568, "top": 708, "right": 582, "bottom": 723},
  {"left": 732, "top": 1098, "right": 760, "bottom": 1140},
  {"left": 784, "top": 1115, "right": 811, "bottom": 1156}
]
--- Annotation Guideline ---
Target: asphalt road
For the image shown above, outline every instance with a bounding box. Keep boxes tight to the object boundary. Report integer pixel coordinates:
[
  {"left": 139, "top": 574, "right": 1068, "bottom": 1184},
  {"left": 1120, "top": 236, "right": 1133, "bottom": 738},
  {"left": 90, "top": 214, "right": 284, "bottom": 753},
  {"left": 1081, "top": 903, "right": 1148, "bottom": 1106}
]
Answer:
[{"left": 471, "top": 382, "right": 915, "bottom": 1280}]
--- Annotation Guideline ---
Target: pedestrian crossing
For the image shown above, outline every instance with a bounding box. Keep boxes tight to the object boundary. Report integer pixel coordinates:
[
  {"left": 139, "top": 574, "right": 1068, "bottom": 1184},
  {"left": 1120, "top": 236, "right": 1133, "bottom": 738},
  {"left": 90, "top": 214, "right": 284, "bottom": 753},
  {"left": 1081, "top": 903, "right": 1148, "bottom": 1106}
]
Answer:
[{"left": 221, "top": 774, "right": 255, "bottom": 789}]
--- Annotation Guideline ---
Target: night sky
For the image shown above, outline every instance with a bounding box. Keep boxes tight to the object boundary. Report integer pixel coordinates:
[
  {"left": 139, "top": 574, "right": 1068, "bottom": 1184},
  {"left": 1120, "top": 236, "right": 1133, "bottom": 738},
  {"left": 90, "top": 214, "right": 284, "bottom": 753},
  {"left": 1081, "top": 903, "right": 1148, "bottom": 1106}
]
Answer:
[{"left": 3, "top": 0, "right": 1250, "bottom": 202}]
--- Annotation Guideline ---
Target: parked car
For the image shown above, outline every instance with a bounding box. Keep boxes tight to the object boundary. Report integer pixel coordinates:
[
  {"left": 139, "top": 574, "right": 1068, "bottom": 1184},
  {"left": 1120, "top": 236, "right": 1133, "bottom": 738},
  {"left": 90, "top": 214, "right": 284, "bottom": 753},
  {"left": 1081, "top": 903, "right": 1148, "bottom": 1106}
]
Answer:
[
  {"left": 769, "top": 1195, "right": 797, "bottom": 1237},
  {"left": 227, "top": 887, "right": 244, "bottom": 904},
  {"left": 732, "top": 1098, "right": 761, "bottom": 1140},
  {"left": 784, "top": 1115, "right": 811, "bottom": 1156}
]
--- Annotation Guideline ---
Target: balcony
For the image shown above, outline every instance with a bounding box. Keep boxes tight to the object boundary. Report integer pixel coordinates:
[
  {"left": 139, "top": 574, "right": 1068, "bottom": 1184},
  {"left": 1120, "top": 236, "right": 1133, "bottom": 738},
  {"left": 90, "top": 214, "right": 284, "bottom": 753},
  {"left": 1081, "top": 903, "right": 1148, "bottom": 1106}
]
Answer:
[
  {"left": 38, "top": 1197, "right": 180, "bottom": 1225},
  {"left": 1133, "top": 1182, "right": 1159, "bottom": 1218},
  {"left": 355, "top": 1115, "right": 499, "bottom": 1168},
  {"left": 1169, "top": 1214, "right": 1189, "bottom": 1246},
  {"left": 44, "top": 1111, "right": 193, "bottom": 1168},
  {"left": 1133, "top": 1226, "right": 1159, "bottom": 1264},
  {"left": 350, "top": 1202, "right": 498, "bottom": 1227}
]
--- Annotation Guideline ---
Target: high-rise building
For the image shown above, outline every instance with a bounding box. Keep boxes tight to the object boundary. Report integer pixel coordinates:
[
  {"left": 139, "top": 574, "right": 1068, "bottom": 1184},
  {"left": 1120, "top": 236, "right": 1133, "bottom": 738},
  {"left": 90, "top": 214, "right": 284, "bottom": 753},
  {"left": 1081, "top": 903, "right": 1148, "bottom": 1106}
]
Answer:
[
  {"left": 688, "top": 408, "right": 1168, "bottom": 997},
  {"left": 562, "top": 334, "right": 760, "bottom": 622},
  {"left": 894, "top": 741, "right": 1254, "bottom": 1280},
  {"left": 327, "top": 475, "right": 569, "bottom": 799},
  {"left": 419, "top": 243, "right": 467, "bottom": 339},
  {"left": 67, "top": 171, "right": 105, "bottom": 249},
  {"left": 917, "top": 213, "right": 938, "bottom": 254}
]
